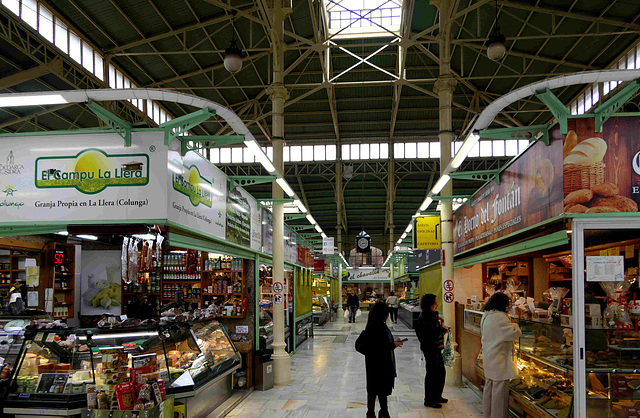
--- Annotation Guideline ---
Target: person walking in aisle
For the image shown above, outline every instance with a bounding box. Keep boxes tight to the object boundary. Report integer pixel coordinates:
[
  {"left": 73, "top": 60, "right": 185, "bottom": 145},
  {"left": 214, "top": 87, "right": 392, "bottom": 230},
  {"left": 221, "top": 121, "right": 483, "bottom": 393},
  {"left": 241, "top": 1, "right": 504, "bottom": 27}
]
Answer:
[
  {"left": 386, "top": 291, "right": 399, "bottom": 324},
  {"left": 481, "top": 292, "right": 521, "bottom": 418},
  {"left": 415, "top": 293, "right": 449, "bottom": 408},
  {"left": 357, "top": 301, "right": 404, "bottom": 418},
  {"left": 346, "top": 291, "right": 360, "bottom": 323}
]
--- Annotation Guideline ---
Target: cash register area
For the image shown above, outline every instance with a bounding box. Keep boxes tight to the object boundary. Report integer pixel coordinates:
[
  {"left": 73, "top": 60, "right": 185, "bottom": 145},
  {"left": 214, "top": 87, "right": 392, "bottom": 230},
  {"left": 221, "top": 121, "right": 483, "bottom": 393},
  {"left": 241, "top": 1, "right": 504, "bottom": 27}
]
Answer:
[{"left": 221, "top": 312, "right": 483, "bottom": 418}]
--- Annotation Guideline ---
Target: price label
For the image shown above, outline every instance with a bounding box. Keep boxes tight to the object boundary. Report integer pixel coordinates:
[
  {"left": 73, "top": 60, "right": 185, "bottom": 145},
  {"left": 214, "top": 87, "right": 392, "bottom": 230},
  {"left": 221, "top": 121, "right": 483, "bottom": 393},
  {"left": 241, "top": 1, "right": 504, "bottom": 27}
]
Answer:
[
  {"left": 45, "top": 333, "right": 57, "bottom": 343},
  {"left": 34, "top": 332, "right": 44, "bottom": 342},
  {"left": 236, "top": 325, "right": 249, "bottom": 334},
  {"left": 444, "top": 292, "right": 454, "bottom": 303},
  {"left": 443, "top": 280, "right": 454, "bottom": 292}
]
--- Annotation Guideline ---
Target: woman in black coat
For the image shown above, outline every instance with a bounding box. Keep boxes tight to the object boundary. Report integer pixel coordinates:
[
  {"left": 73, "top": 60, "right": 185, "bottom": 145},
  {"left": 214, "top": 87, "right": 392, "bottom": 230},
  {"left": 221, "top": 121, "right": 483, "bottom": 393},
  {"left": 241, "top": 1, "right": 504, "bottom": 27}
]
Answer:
[
  {"left": 360, "top": 301, "right": 403, "bottom": 418},
  {"left": 415, "top": 293, "right": 449, "bottom": 408}
]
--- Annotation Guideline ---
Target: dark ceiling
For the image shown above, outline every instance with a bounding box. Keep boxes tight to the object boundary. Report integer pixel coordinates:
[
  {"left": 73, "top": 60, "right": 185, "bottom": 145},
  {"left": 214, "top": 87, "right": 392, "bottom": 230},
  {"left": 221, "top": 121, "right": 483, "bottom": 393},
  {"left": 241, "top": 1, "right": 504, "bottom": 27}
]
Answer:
[{"left": 1, "top": 0, "right": 640, "bottom": 257}]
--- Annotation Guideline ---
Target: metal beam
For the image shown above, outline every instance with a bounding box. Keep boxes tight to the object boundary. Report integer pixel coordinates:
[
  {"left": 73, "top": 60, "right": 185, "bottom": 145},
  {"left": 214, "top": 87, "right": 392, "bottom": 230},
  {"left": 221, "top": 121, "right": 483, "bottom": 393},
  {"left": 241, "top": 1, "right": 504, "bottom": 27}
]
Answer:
[
  {"left": 86, "top": 101, "right": 132, "bottom": 147},
  {"left": 0, "top": 56, "right": 63, "bottom": 89},
  {"left": 285, "top": 214, "right": 307, "bottom": 221},
  {"left": 535, "top": 88, "right": 570, "bottom": 134},
  {"left": 479, "top": 124, "right": 550, "bottom": 146},
  {"left": 290, "top": 225, "right": 316, "bottom": 231},
  {"left": 160, "top": 108, "right": 216, "bottom": 145},
  {"left": 450, "top": 170, "right": 502, "bottom": 184},
  {"left": 228, "top": 176, "right": 276, "bottom": 190},
  {"left": 259, "top": 198, "right": 294, "bottom": 208},
  {"left": 594, "top": 81, "right": 640, "bottom": 132}
]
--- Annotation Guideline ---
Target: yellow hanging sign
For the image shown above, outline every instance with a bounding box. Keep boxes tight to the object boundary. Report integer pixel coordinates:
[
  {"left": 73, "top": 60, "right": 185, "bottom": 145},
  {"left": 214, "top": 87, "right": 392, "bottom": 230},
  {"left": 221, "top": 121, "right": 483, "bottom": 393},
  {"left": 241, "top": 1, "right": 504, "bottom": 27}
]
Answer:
[{"left": 414, "top": 216, "right": 441, "bottom": 249}]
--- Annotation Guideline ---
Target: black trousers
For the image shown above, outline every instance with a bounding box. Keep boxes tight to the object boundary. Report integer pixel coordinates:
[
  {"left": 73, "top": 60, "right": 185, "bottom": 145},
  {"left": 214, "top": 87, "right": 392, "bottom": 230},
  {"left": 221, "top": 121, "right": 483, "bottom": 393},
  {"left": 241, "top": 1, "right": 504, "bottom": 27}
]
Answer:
[
  {"left": 423, "top": 350, "right": 446, "bottom": 403},
  {"left": 389, "top": 307, "right": 398, "bottom": 322}
]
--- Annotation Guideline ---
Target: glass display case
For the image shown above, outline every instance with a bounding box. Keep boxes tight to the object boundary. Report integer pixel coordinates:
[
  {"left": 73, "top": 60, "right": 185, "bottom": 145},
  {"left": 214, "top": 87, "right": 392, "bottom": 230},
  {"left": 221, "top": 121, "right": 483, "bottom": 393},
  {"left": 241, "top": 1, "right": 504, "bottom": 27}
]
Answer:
[
  {"left": 312, "top": 296, "right": 329, "bottom": 324},
  {"left": 476, "top": 317, "right": 574, "bottom": 417},
  {"left": 398, "top": 299, "right": 421, "bottom": 329},
  {"left": 463, "top": 309, "right": 483, "bottom": 335},
  {"left": 3, "top": 320, "right": 240, "bottom": 413}
]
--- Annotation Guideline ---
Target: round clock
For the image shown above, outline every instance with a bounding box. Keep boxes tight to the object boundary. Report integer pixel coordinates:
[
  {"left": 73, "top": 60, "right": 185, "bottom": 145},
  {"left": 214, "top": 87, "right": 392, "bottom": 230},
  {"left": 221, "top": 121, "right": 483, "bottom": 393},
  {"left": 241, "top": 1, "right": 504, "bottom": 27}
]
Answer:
[{"left": 357, "top": 237, "right": 368, "bottom": 249}]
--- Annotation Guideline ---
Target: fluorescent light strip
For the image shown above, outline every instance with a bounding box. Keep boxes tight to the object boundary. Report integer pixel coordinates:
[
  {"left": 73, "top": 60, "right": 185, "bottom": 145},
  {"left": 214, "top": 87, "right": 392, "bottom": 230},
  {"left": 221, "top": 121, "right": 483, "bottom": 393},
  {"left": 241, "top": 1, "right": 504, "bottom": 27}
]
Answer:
[
  {"left": 451, "top": 133, "right": 480, "bottom": 169},
  {"left": 306, "top": 214, "right": 316, "bottom": 225},
  {"left": 432, "top": 174, "right": 451, "bottom": 195},
  {"left": 244, "top": 139, "right": 276, "bottom": 173},
  {"left": 0, "top": 94, "right": 68, "bottom": 107},
  {"left": 419, "top": 197, "right": 433, "bottom": 211},
  {"left": 276, "top": 178, "right": 295, "bottom": 197},
  {"left": 76, "top": 234, "right": 98, "bottom": 241},
  {"left": 56, "top": 231, "right": 69, "bottom": 236},
  {"left": 294, "top": 199, "right": 307, "bottom": 213},
  {"left": 132, "top": 233, "right": 156, "bottom": 240},
  {"left": 315, "top": 224, "right": 322, "bottom": 233}
]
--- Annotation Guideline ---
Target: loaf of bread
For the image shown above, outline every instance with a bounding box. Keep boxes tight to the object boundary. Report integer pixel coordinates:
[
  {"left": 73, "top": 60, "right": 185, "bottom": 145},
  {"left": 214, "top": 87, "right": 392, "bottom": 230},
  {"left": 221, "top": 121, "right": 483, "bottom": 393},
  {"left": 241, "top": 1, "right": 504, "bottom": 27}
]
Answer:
[
  {"left": 564, "top": 189, "right": 593, "bottom": 205},
  {"left": 563, "top": 130, "right": 578, "bottom": 159},
  {"left": 563, "top": 137, "right": 607, "bottom": 165},
  {"left": 592, "top": 182, "right": 618, "bottom": 197}
]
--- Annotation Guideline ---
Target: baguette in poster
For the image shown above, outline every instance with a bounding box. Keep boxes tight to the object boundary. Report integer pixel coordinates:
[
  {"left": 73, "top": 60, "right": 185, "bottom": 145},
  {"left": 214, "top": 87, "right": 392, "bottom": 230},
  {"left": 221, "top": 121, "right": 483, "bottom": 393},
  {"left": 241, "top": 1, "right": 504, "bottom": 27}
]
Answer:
[{"left": 563, "top": 137, "right": 607, "bottom": 165}]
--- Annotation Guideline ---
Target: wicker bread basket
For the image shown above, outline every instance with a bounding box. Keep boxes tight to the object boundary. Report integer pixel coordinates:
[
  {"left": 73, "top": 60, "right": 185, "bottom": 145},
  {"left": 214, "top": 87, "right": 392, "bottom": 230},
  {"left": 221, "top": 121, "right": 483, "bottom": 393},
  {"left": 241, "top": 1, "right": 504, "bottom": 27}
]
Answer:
[
  {"left": 233, "top": 340, "right": 253, "bottom": 353},
  {"left": 563, "top": 162, "right": 605, "bottom": 195}
]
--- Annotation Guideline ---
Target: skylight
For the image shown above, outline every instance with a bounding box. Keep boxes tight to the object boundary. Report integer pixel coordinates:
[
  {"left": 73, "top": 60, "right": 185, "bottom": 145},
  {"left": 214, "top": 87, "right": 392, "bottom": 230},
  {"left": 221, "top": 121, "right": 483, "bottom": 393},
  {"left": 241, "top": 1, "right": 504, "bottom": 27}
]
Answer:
[{"left": 326, "top": 0, "right": 402, "bottom": 38}]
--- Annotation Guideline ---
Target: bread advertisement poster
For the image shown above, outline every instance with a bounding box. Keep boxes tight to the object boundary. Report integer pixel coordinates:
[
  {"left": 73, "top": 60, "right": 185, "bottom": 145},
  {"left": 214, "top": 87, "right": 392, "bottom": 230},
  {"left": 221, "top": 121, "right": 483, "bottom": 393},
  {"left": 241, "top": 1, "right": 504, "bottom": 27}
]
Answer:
[
  {"left": 453, "top": 133, "right": 564, "bottom": 254},
  {"left": 562, "top": 117, "right": 639, "bottom": 214}
]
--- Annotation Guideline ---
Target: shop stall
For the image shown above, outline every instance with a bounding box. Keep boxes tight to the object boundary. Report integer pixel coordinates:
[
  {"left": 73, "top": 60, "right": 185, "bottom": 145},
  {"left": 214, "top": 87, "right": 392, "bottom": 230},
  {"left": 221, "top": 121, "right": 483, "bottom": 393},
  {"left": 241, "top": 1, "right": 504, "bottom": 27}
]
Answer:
[
  {"left": 453, "top": 113, "right": 640, "bottom": 417},
  {"left": 342, "top": 267, "right": 392, "bottom": 311},
  {"left": 311, "top": 274, "right": 330, "bottom": 324},
  {"left": 293, "top": 267, "right": 313, "bottom": 348}
]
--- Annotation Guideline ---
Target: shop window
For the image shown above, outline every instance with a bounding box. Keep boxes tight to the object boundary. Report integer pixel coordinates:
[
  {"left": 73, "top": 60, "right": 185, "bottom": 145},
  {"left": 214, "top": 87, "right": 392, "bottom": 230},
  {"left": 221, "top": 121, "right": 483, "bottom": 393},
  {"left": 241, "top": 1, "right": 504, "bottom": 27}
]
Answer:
[
  {"left": 290, "top": 145, "right": 302, "bottom": 162},
  {"left": 429, "top": 142, "right": 440, "bottom": 159},
  {"left": 302, "top": 145, "right": 314, "bottom": 161},
  {"left": 231, "top": 147, "right": 243, "bottom": 163},
  {"left": 326, "top": 144, "right": 337, "bottom": 160},
  {"left": 370, "top": 143, "right": 380, "bottom": 159},
  {"left": 350, "top": 143, "right": 360, "bottom": 160},
  {"left": 39, "top": 5, "right": 53, "bottom": 43},
  {"left": 314, "top": 145, "right": 325, "bottom": 161},
  {"left": 505, "top": 139, "right": 518, "bottom": 156},
  {"left": 21, "top": 0, "right": 37, "bottom": 29},
  {"left": 54, "top": 20, "right": 68, "bottom": 54}
]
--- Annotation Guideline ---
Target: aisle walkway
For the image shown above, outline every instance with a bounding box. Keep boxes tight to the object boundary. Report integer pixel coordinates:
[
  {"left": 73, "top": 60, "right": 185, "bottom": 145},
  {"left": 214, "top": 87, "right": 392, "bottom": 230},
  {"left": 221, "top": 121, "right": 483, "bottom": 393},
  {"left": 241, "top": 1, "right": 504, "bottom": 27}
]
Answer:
[{"left": 223, "top": 313, "right": 483, "bottom": 417}]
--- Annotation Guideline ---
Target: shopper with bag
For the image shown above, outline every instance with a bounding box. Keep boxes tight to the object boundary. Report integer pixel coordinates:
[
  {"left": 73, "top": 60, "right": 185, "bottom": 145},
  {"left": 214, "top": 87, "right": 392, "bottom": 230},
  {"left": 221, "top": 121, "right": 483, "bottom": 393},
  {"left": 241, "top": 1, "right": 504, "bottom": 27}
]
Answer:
[
  {"left": 415, "top": 293, "right": 449, "bottom": 409},
  {"left": 385, "top": 291, "right": 399, "bottom": 324},
  {"left": 481, "top": 292, "right": 521, "bottom": 418},
  {"left": 355, "top": 301, "right": 403, "bottom": 418},
  {"left": 346, "top": 291, "right": 360, "bottom": 323}
]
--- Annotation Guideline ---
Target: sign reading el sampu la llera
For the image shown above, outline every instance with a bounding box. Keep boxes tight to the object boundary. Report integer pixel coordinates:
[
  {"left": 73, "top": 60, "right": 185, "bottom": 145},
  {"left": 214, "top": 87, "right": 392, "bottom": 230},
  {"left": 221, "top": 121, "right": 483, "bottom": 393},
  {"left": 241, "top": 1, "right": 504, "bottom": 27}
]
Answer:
[
  {"left": 35, "top": 148, "right": 149, "bottom": 194},
  {"left": 171, "top": 163, "right": 213, "bottom": 208},
  {"left": 413, "top": 216, "right": 441, "bottom": 249}
]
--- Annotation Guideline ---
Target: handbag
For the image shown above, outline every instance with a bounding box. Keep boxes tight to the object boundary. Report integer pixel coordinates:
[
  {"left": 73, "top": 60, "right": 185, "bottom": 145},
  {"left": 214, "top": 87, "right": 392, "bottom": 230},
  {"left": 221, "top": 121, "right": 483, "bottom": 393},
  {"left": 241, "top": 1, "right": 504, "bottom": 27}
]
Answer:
[{"left": 355, "top": 330, "right": 368, "bottom": 354}]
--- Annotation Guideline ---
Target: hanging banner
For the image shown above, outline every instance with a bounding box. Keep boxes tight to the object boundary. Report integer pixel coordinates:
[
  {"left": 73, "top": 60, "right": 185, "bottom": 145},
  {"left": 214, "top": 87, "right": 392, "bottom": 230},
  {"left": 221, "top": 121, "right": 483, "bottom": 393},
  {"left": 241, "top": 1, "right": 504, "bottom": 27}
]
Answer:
[
  {"left": 226, "top": 187, "right": 253, "bottom": 247},
  {"left": 0, "top": 131, "right": 168, "bottom": 222},
  {"left": 167, "top": 149, "right": 226, "bottom": 240},
  {"left": 413, "top": 216, "right": 441, "bottom": 249},
  {"left": 261, "top": 208, "right": 273, "bottom": 255},
  {"left": 284, "top": 225, "right": 298, "bottom": 264},
  {"left": 345, "top": 267, "right": 390, "bottom": 281},
  {"left": 323, "top": 237, "right": 334, "bottom": 254}
]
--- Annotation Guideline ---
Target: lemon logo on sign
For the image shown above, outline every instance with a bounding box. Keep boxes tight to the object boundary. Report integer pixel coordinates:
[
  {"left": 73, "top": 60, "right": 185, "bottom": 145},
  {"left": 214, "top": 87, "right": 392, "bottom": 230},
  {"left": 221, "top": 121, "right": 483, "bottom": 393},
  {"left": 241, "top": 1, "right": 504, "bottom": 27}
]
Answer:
[
  {"left": 172, "top": 165, "right": 213, "bottom": 208},
  {"left": 35, "top": 149, "right": 149, "bottom": 194}
]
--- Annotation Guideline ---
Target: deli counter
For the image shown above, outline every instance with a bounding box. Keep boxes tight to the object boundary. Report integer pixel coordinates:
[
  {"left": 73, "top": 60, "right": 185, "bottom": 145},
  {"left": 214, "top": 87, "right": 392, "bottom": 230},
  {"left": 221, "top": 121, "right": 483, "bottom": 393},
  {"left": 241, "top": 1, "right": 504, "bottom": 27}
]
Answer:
[{"left": 3, "top": 319, "right": 240, "bottom": 417}]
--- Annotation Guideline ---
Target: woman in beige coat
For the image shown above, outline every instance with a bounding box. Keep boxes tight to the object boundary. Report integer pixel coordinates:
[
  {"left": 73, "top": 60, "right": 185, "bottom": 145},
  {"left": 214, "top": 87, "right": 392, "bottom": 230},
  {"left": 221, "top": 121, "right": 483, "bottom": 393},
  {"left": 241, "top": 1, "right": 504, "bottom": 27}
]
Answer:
[{"left": 480, "top": 292, "right": 522, "bottom": 418}]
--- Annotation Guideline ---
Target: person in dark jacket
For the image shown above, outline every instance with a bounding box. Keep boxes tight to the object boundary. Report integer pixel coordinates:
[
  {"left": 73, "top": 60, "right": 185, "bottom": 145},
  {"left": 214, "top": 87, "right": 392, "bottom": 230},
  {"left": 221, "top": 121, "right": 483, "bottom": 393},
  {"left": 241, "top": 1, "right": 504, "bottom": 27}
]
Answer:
[
  {"left": 362, "top": 301, "right": 403, "bottom": 418},
  {"left": 415, "top": 293, "right": 449, "bottom": 409},
  {"left": 346, "top": 291, "right": 360, "bottom": 323}
]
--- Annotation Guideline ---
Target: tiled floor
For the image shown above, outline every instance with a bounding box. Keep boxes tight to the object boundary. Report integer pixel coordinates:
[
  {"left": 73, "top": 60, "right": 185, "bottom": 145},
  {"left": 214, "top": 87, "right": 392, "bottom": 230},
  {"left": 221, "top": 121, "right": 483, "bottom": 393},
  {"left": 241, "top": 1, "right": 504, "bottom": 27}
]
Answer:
[{"left": 223, "top": 313, "right": 483, "bottom": 417}]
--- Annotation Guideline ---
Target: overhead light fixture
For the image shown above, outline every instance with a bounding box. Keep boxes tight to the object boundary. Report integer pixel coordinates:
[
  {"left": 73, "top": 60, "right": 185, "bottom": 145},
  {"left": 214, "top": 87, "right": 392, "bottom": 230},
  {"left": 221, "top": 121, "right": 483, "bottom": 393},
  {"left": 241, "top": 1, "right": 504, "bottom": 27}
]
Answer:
[
  {"left": 315, "top": 224, "right": 322, "bottom": 233},
  {"left": 405, "top": 224, "right": 412, "bottom": 233},
  {"left": 0, "top": 93, "right": 68, "bottom": 107},
  {"left": 223, "top": 10, "right": 243, "bottom": 73},
  {"left": 432, "top": 174, "right": 451, "bottom": 195},
  {"left": 56, "top": 231, "right": 69, "bottom": 236},
  {"left": 76, "top": 234, "right": 98, "bottom": 241},
  {"left": 133, "top": 233, "right": 156, "bottom": 240},
  {"left": 487, "top": 0, "right": 506, "bottom": 60},
  {"left": 244, "top": 139, "right": 276, "bottom": 173},
  {"left": 276, "top": 178, "right": 295, "bottom": 197},
  {"left": 294, "top": 199, "right": 307, "bottom": 213},
  {"left": 306, "top": 214, "right": 316, "bottom": 224},
  {"left": 451, "top": 132, "right": 480, "bottom": 168},
  {"left": 401, "top": 233, "right": 407, "bottom": 240},
  {"left": 321, "top": 232, "right": 327, "bottom": 239},
  {"left": 419, "top": 197, "right": 433, "bottom": 211}
]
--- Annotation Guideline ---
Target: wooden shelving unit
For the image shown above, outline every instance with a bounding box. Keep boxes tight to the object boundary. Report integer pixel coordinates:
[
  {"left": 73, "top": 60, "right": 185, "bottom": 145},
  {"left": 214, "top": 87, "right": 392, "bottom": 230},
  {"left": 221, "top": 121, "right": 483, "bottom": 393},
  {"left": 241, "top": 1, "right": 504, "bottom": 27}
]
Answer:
[{"left": 483, "top": 259, "right": 532, "bottom": 299}]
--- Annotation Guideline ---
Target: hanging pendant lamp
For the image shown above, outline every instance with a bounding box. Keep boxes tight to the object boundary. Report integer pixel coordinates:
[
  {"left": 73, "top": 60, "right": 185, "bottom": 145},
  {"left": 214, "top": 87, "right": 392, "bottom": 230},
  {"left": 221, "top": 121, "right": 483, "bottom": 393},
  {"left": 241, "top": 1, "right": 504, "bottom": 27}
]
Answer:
[
  {"left": 224, "top": 10, "right": 243, "bottom": 73},
  {"left": 487, "top": 0, "right": 506, "bottom": 60}
]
